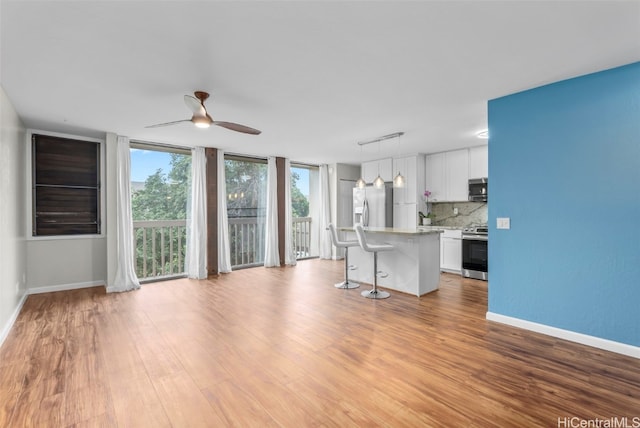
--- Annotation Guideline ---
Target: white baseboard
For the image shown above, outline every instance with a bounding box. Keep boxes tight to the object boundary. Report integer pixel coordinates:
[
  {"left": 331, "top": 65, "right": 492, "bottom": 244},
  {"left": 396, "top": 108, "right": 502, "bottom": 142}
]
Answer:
[
  {"left": 28, "top": 280, "right": 105, "bottom": 295},
  {"left": 0, "top": 292, "right": 28, "bottom": 348},
  {"left": 486, "top": 312, "right": 640, "bottom": 359}
]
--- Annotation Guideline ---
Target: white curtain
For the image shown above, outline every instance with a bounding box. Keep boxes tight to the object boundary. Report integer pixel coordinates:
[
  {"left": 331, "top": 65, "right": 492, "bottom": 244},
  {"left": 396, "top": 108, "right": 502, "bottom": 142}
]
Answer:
[
  {"left": 284, "top": 159, "right": 297, "bottom": 266},
  {"left": 318, "top": 164, "right": 332, "bottom": 259},
  {"left": 264, "top": 156, "right": 280, "bottom": 267},
  {"left": 185, "top": 146, "right": 207, "bottom": 279},
  {"left": 217, "top": 149, "right": 232, "bottom": 273},
  {"left": 111, "top": 136, "right": 140, "bottom": 292}
]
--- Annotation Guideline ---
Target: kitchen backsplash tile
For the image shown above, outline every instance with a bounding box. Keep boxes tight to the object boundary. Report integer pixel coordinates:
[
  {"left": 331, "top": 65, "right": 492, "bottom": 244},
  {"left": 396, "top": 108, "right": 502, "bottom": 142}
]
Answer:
[{"left": 428, "top": 202, "right": 487, "bottom": 227}]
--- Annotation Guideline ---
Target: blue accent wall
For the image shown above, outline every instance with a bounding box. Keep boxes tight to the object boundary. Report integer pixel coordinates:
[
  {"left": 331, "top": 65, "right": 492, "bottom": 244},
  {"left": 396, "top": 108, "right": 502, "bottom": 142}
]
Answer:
[{"left": 488, "top": 62, "right": 640, "bottom": 347}]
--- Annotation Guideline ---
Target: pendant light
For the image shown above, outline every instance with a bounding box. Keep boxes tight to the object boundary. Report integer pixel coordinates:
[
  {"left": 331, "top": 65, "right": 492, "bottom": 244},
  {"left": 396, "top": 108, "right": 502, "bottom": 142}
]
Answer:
[
  {"left": 393, "top": 133, "right": 405, "bottom": 188},
  {"left": 356, "top": 143, "right": 366, "bottom": 188},
  {"left": 393, "top": 172, "right": 405, "bottom": 188},
  {"left": 356, "top": 132, "right": 405, "bottom": 189},
  {"left": 373, "top": 140, "right": 384, "bottom": 188}
]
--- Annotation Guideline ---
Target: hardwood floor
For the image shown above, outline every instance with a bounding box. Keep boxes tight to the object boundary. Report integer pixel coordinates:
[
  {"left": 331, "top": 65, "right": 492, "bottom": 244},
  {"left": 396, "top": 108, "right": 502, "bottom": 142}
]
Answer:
[{"left": 1, "top": 259, "right": 638, "bottom": 427}]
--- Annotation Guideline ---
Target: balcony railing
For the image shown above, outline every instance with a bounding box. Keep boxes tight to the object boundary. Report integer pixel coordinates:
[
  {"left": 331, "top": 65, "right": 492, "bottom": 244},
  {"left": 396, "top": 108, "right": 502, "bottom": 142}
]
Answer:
[
  {"left": 133, "top": 216, "right": 314, "bottom": 280},
  {"left": 133, "top": 220, "right": 187, "bottom": 280},
  {"left": 228, "top": 217, "right": 313, "bottom": 268},
  {"left": 228, "top": 217, "right": 265, "bottom": 268},
  {"left": 292, "top": 217, "right": 312, "bottom": 259}
]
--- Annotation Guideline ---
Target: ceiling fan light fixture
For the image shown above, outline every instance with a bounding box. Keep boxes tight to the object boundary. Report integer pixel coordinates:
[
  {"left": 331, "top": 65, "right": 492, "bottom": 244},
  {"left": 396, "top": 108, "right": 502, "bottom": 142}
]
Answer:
[
  {"left": 193, "top": 116, "right": 211, "bottom": 128},
  {"left": 146, "top": 91, "right": 260, "bottom": 134}
]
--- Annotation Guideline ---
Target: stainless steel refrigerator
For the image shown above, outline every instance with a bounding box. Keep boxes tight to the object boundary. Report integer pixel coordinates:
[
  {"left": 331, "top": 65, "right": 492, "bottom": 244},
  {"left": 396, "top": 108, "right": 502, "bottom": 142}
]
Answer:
[{"left": 353, "top": 183, "right": 393, "bottom": 227}]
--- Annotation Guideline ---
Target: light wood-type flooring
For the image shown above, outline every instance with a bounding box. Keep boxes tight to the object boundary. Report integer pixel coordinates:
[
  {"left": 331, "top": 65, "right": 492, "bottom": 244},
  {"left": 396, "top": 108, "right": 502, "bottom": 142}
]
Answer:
[{"left": 0, "top": 259, "right": 638, "bottom": 427}]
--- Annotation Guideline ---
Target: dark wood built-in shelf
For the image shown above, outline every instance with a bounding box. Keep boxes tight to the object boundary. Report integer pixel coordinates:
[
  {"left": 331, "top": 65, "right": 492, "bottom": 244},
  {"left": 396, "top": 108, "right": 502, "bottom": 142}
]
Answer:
[{"left": 32, "top": 134, "right": 101, "bottom": 236}]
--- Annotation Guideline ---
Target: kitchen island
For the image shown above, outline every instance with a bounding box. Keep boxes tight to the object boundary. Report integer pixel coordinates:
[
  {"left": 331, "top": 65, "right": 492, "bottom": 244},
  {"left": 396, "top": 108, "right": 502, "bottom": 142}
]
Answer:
[{"left": 338, "top": 226, "right": 443, "bottom": 297}]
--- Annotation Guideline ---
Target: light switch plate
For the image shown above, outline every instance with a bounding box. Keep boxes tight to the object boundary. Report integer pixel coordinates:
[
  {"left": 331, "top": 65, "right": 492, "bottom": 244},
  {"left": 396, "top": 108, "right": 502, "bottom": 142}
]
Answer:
[{"left": 497, "top": 217, "right": 511, "bottom": 229}]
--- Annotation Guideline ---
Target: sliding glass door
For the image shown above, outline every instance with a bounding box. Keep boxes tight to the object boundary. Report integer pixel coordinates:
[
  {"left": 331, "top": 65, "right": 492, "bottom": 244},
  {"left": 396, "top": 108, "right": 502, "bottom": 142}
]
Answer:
[{"left": 225, "top": 155, "right": 268, "bottom": 268}]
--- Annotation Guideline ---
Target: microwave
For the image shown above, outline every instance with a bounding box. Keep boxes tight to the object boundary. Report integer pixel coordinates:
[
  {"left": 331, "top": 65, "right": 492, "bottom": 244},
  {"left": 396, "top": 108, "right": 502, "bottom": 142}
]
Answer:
[{"left": 468, "top": 178, "right": 488, "bottom": 202}]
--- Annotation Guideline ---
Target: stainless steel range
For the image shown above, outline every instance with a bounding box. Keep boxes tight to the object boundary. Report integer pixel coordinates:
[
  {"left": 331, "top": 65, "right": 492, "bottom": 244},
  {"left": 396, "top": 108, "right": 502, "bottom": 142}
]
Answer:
[{"left": 462, "top": 225, "right": 488, "bottom": 281}]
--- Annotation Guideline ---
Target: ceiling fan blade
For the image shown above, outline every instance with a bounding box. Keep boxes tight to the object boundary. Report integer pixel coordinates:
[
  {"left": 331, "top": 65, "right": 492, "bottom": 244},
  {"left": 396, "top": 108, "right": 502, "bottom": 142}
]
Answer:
[
  {"left": 184, "top": 95, "right": 206, "bottom": 116},
  {"left": 213, "top": 121, "right": 261, "bottom": 135},
  {"left": 145, "top": 119, "right": 192, "bottom": 128}
]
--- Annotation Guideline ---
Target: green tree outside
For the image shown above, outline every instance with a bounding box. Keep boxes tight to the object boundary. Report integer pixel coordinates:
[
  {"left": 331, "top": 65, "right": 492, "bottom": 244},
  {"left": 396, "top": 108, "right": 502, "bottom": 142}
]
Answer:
[
  {"left": 290, "top": 171, "right": 309, "bottom": 218},
  {"left": 131, "top": 153, "right": 191, "bottom": 278},
  {"left": 131, "top": 154, "right": 311, "bottom": 274}
]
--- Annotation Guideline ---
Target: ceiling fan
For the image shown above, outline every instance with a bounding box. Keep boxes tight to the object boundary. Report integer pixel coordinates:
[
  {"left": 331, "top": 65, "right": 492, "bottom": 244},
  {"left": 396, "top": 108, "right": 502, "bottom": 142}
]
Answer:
[{"left": 146, "top": 91, "right": 261, "bottom": 135}]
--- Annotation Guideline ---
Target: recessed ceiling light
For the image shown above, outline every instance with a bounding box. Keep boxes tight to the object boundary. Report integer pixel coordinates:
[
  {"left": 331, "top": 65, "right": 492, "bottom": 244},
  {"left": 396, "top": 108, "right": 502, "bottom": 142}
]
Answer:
[{"left": 476, "top": 130, "right": 489, "bottom": 139}]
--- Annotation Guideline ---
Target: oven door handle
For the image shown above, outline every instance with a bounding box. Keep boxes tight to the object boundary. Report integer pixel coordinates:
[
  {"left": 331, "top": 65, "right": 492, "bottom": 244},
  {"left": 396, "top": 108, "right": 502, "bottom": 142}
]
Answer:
[{"left": 462, "top": 235, "right": 488, "bottom": 241}]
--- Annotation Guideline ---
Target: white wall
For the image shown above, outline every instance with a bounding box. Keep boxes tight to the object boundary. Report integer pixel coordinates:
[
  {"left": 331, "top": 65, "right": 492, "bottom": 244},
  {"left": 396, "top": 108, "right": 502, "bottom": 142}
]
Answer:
[
  {"left": 26, "top": 238, "right": 107, "bottom": 292},
  {"left": 0, "top": 86, "right": 27, "bottom": 344}
]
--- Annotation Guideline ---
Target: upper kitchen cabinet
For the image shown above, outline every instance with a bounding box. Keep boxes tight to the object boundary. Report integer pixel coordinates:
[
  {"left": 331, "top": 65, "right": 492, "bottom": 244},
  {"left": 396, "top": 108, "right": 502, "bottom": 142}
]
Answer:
[
  {"left": 445, "top": 149, "right": 469, "bottom": 202},
  {"left": 468, "top": 145, "right": 488, "bottom": 179},
  {"left": 425, "top": 149, "right": 469, "bottom": 202},
  {"left": 393, "top": 154, "right": 425, "bottom": 229},
  {"left": 425, "top": 153, "right": 446, "bottom": 201},
  {"left": 393, "top": 154, "right": 425, "bottom": 204},
  {"left": 362, "top": 158, "right": 393, "bottom": 184}
]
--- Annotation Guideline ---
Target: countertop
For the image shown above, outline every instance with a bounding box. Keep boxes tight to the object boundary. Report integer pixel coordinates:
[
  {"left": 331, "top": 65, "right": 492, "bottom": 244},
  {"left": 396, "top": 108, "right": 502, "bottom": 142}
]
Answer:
[
  {"left": 338, "top": 226, "right": 443, "bottom": 235},
  {"left": 417, "top": 225, "right": 463, "bottom": 231}
]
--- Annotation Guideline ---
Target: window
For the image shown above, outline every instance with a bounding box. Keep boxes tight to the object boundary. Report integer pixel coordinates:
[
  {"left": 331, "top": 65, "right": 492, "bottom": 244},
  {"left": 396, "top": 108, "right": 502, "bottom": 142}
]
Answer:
[
  {"left": 290, "top": 163, "right": 317, "bottom": 259},
  {"left": 32, "top": 134, "right": 101, "bottom": 236},
  {"left": 225, "top": 155, "right": 268, "bottom": 268},
  {"left": 130, "top": 143, "right": 191, "bottom": 280},
  {"left": 290, "top": 165, "right": 310, "bottom": 218}
]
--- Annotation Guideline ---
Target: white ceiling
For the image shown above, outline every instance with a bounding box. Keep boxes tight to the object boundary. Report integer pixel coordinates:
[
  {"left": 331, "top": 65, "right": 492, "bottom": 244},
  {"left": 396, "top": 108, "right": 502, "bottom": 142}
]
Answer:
[{"left": 1, "top": 1, "right": 639, "bottom": 165}]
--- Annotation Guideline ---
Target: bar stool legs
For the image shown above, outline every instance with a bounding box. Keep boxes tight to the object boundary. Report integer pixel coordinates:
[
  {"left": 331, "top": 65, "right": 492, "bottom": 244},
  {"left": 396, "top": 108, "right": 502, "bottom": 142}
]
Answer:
[
  {"left": 354, "top": 223, "right": 393, "bottom": 300},
  {"left": 328, "top": 223, "right": 360, "bottom": 290},
  {"left": 335, "top": 247, "right": 360, "bottom": 289},
  {"left": 361, "top": 252, "right": 390, "bottom": 299}
]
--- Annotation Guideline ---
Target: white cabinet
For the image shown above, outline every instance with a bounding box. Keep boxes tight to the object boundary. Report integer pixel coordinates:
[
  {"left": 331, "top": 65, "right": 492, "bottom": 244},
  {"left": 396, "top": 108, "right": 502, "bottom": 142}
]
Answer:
[
  {"left": 440, "top": 229, "right": 462, "bottom": 274},
  {"left": 393, "top": 203, "right": 418, "bottom": 229},
  {"left": 362, "top": 158, "right": 393, "bottom": 184},
  {"left": 425, "top": 153, "right": 446, "bottom": 202},
  {"left": 425, "top": 149, "right": 469, "bottom": 202},
  {"left": 445, "top": 149, "right": 469, "bottom": 202},
  {"left": 393, "top": 155, "right": 424, "bottom": 205},
  {"left": 469, "top": 145, "right": 488, "bottom": 179},
  {"left": 393, "top": 154, "right": 425, "bottom": 229},
  {"left": 361, "top": 161, "right": 377, "bottom": 184}
]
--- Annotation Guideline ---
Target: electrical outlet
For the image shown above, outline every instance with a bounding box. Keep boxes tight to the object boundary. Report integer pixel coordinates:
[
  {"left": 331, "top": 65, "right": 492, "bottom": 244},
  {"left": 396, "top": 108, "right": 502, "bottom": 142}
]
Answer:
[
  {"left": 453, "top": 207, "right": 459, "bottom": 215},
  {"left": 497, "top": 217, "right": 511, "bottom": 229}
]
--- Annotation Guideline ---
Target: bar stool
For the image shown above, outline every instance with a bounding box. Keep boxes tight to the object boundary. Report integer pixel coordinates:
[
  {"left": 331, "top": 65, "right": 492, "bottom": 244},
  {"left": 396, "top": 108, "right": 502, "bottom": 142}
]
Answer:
[
  {"left": 327, "top": 223, "right": 360, "bottom": 289},
  {"left": 354, "top": 224, "right": 393, "bottom": 299}
]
